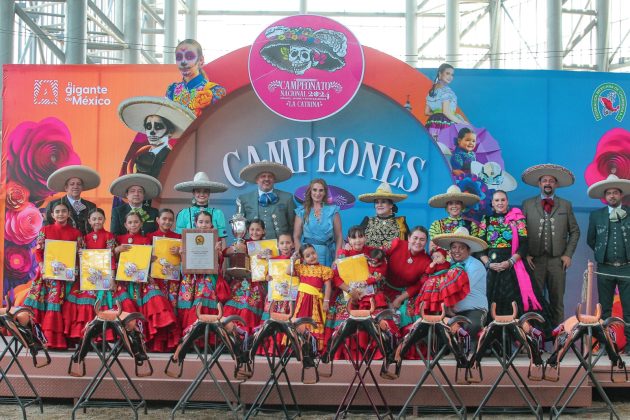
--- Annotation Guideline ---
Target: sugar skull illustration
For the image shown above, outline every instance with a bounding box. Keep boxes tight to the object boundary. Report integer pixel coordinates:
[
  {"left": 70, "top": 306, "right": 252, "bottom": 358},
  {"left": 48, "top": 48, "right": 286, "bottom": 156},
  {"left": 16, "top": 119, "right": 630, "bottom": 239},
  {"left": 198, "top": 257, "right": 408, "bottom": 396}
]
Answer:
[{"left": 260, "top": 26, "right": 348, "bottom": 75}]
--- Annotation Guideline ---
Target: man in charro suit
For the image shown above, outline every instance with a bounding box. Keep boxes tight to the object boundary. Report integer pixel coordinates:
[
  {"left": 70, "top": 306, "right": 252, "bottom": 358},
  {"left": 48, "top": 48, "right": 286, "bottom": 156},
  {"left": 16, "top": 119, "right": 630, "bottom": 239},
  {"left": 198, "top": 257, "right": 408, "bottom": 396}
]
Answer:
[
  {"left": 237, "top": 161, "right": 296, "bottom": 239},
  {"left": 521, "top": 164, "right": 580, "bottom": 327},
  {"left": 109, "top": 173, "right": 161, "bottom": 236},
  {"left": 44, "top": 165, "right": 100, "bottom": 235},
  {"left": 587, "top": 173, "right": 630, "bottom": 346}
]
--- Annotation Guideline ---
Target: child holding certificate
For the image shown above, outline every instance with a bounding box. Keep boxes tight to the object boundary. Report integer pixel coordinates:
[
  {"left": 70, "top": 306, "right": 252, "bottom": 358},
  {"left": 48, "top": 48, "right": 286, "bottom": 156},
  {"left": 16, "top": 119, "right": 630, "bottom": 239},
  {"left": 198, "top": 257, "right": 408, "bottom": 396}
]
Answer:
[
  {"left": 223, "top": 218, "right": 268, "bottom": 333},
  {"left": 64, "top": 208, "right": 116, "bottom": 343},
  {"left": 262, "top": 232, "right": 294, "bottom": 319},
  {"left": 24, "top": 201, "right": 82, "bottom": 350},
  {"left": 290, "top": 244, "right": 333, "bottom": 351},
  {"left": 146, "top": 208, "right": 182, "bottom": 351},
  {"left": 177, "top": 211, "right": 228, "bottom": 332},
  {"left": 115, "top": 211, "right": 176, "bottom": 352}
]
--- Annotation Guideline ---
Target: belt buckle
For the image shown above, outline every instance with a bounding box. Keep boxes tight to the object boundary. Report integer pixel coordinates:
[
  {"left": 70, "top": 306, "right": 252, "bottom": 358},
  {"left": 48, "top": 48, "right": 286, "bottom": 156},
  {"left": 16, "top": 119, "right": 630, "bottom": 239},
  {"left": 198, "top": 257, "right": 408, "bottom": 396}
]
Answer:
[{"left": 610, "top": 262, "right": 626, "bottom": 267}]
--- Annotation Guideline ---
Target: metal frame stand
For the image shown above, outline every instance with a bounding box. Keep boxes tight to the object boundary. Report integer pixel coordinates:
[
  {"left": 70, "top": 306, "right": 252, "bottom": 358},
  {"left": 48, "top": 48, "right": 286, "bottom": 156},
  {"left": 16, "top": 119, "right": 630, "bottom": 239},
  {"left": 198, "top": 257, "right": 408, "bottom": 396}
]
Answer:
[
  {"left": 472, "top": 325, "right": 542, "bottom": 420},
  {"left": 170, "top": 324, "right": 242, "bottom": 419},
  {"left": 335, "top": 329, "right": 393, "bottom": 420},
  {"left": 71, "top": 320, "right": 147, "bottom": 420},
  {"left": 397, "top": 324, "right": 466, "bottom": 419},
  {"left": 244, "top": 333, "right": 300, "bottom": 420},
  {"left": 0, "top": 334, "right": 44, "bottom": 419},
  {"left": 550, "top": 325, "right": 622, "bottom": 420}
]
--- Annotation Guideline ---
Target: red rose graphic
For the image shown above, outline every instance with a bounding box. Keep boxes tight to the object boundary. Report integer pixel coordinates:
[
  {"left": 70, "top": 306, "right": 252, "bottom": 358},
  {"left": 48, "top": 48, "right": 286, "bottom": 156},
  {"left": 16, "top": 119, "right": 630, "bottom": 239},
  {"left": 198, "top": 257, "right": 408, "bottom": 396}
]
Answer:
[
  {"left": 5, "top": 181, "right": 30, "bottom": 211},
  {"left": 6, "top": 117, "right": 80, "bottom": 202},
  {"left": 5, "top": 203, "right": 43, "bottom": 245},
  {"left": 585, "top": 128, "right": 630, "bottom": 205},
  {"left": 4, "top": 245, "right": 34, "bottom": 281}
]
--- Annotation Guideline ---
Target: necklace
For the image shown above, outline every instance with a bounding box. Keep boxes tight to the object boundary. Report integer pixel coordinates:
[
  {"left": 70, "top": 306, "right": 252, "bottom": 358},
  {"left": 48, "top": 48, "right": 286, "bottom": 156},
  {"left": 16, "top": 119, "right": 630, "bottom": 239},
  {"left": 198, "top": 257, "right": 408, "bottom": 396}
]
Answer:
[
  {"left": 407, "top": 250, "right": 414, "bottom": 264},
  {"left": 314, "top": 206, "right": 322, "bottom": 221},
  {"left": 92, "top": 233, "right": 98, "bottom": 241}
]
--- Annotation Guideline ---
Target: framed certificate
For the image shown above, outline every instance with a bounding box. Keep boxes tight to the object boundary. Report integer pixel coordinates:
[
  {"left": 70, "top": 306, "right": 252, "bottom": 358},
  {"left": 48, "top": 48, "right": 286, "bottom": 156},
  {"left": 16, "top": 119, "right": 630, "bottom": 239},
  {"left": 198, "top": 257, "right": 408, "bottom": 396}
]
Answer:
[
  {"left": 80, "top": 249, "right": 113, "bottom": 291},
  {"left": 151, "top": 237, "right": 182, "bottom": 280},
  {"left": 181, "top": 228, "right": 218, "bottom": 274},
  {"left": 268, "top": 259, "right": 299, "bottom": 302},
  {"left": 115, "top": 245, "right": 152, "bottom": 282},
  {"left": 43, "top": 239, "right": 77, "bottom": 281}
]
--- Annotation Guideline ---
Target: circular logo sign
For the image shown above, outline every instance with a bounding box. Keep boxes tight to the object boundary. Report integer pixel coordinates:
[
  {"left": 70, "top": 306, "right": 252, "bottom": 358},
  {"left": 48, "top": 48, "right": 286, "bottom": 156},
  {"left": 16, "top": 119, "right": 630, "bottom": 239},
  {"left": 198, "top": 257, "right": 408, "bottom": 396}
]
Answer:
[{"left": 249, "top": 15, "right": 365, "bottom": 122}]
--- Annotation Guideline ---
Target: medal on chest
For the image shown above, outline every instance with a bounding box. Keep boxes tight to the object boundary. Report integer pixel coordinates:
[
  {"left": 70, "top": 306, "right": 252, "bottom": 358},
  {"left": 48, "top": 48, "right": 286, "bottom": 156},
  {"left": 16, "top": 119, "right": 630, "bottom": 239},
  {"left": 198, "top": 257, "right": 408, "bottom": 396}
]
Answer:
[
  {"left": 128, "top": 238, "right": 133, "bottom": 244},
  {"left": 407, "top": 256, "right": 413, "bottom": 264}
]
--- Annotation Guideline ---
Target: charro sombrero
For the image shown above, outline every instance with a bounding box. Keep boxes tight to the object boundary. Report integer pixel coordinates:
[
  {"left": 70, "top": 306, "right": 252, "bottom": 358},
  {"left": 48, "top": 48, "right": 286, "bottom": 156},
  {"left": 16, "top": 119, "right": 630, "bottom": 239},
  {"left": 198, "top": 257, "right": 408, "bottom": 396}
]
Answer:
[
  {"left": 174, "top": 171, "right": 229, "bottom": 193},
  {"left": 239, "top": 161, "right": 293, "bottom": 184},
  {"left": 47, "top": 165, "right": 101, "bottom": 192},
  {"left": 432, "top": 227, "right": 487, "bottom": 253},
  {"left": 358, "top": 182, "right": 407, "bottom": 203},
  {"left": 587, "top": 174, "right": 630, "bottom": 199},
  {"left": 118, "top": 96, "right": 196, "bottom": 137},
  {"left": 109, "top": 173, "right": 162, "bottom": 200},
  {"left": 521, "top": 164, "right": 575, "bottom": 187},
  {"left": 428, "top": 185, "right": 480, "bottom": 208}
]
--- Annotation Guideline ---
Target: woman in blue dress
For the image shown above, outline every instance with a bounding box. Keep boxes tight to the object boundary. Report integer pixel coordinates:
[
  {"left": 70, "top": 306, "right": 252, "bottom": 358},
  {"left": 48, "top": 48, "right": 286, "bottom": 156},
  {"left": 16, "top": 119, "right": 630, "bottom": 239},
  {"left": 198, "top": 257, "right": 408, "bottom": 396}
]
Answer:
[
  {"left": 293, "top": 178, "right": 343, "bottom": 266},
  {"left": 174, "top": 171, "right": 229, "bottom": 249}
]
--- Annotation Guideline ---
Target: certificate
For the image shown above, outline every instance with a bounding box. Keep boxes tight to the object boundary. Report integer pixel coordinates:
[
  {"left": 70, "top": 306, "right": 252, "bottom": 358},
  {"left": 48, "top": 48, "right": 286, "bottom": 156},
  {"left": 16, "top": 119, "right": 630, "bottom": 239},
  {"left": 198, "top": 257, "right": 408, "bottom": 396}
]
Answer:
[
  {"left": 181, "top": 229, "right": 218, "bottom": 274},
  {"left": 43, "top": 239, "right": 77, "bottom": 281},
  {"left": 336, "top": 254, "right": 369, "bottom": 285},
  {"left": 80, "top": 249, "right": 113, "bottom": 291},
  {"left": 250, "top": 255, "right": 269, "bottom": 282},
  {"left": 247, "top": 239, "right": 279, "bottom": 257},
  {"left": 268, "top": 259, "right": 299, "bottom": 302},
  {"left": 151, "top": 237, "right": 182, "bottom": 280},
  {"left": 115, "top": 245, "right": 152, "bottom": 282}
]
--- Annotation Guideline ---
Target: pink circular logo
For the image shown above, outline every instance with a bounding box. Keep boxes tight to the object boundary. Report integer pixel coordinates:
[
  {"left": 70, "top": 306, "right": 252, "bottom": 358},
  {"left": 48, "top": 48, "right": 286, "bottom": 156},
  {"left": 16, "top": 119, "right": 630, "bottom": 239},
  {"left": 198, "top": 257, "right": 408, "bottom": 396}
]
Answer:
[{"left": 249, "top": 15, "right": 365, "bottom": 122}]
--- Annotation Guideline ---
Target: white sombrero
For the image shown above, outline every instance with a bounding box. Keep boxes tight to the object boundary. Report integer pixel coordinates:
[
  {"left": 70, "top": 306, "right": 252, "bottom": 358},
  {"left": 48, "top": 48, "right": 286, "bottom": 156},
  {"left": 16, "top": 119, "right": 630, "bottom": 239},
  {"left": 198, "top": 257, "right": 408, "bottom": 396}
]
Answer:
[
  {"left": 109, "top": 173, "right": 162, "bottom": 200},
  {"left": 174, "top": 171, "right": 229, "bottom": 193},
  {"left": 239, "top": 161, "right": 293, "bottom": 184},
  {"left": 432, "top": 227, "right": 488, "bottom": 253},
  {"left": 521, "top": 164, "right": 575, "bottom": 187},
  {"left": 47, "top": 165, "right": 101, "bottom": 192},
  {"left": 587, "top": 174, "right": 630, "bottom": 199},
  {"left": 428, "top": 185, "right": 480, "bottom": 208},
  {"left": 358, "top": 182, "right": 408, "bottom": 203},
  {"left": 118, "top": 96, "right": 196, "bottom": 137}
]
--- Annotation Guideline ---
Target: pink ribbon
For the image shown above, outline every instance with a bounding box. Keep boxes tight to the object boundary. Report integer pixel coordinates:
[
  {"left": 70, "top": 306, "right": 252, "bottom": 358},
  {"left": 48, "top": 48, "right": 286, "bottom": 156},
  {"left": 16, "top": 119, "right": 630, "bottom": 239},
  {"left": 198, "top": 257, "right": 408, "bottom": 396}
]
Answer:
[{"left": 504, "top": 208, "right": 542, "bottom": 311}]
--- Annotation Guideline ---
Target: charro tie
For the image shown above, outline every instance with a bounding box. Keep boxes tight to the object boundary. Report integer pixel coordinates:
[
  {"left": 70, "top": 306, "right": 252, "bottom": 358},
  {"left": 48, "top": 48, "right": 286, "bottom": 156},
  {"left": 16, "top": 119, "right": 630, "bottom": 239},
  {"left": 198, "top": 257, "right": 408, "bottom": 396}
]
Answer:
[
  {"left": 259, "top": 192, "right": 278, "bottom": 207},
  {"left": 73, "top": 200, "right": 86, "bottom": 214},
  {"left": 610, "top": 207, "right": 627, "bottom": 222},
  {"left": 542, "top": 198, "right": 554, "bottom": 214}
]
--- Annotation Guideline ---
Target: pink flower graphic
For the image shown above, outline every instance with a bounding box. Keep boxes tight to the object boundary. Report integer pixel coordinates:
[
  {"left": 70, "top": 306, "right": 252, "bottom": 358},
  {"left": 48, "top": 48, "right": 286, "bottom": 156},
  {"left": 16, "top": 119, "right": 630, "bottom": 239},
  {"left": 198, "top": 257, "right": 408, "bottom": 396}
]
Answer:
[
  {"left": 6, "top": 117, "right": 80, "bottom": 202},
  {"left": 584, "top": 128, "right": 630, "bottom": 185},
  {"left": 5, "top": 203, "right": 43, "bottom": 245},
  {"left": 4, "top": 245, "right": 35, "bottom": 281},
  {"left": 5, "top": 181, "right": 30, "bottom": 212}
]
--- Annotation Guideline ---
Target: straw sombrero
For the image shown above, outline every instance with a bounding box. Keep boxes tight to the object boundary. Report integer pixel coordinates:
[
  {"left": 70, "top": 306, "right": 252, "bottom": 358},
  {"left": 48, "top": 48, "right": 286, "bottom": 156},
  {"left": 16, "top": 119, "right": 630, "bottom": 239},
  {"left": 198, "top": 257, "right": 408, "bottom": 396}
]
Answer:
[
  {"left": 521, "top": 164, "right": 575, "bottom": 187},
  {"left": 118, "top": 96, "right": 196, "bottom": 137},
  {"left": 47, "top": 165, "right": 101, "bottom": 193},
  {"left": 239, "top": 161, "right": 293, "bottom": 184},
  {"left": 174, "top": 172, "right": 229, "bottom": 193},
  {"left": 428, "top": 185, "right": 480, "bottom": 208},
  {"left": 432, "top": 227, "right": 487, "bottom": 253},
  {"left": 587, "top": 174, "right": 630, "bottom": 199},
  {"left": 109, "top": 173, "right": 162, "bottom": 200},
  {"left": 358, "top": 182, "right": 407, "bottom": 203}
]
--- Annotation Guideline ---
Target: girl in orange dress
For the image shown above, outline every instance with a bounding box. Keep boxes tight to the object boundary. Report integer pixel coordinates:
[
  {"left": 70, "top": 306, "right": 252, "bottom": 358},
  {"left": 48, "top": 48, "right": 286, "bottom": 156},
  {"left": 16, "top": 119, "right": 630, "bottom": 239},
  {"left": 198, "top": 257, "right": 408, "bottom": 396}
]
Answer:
[{"left": 290, "top": 244, "right": 333, "bottom": 351}]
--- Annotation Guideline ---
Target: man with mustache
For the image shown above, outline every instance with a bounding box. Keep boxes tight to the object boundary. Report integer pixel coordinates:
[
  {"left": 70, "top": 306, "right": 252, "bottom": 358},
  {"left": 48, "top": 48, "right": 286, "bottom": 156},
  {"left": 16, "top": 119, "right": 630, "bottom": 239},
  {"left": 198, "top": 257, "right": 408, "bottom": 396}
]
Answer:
[
  {"left": 587, "top": 173, "right": 630, "bottom": 349},
  {"left": 521, "top": 164, "right": 580, "bottom": 327}
]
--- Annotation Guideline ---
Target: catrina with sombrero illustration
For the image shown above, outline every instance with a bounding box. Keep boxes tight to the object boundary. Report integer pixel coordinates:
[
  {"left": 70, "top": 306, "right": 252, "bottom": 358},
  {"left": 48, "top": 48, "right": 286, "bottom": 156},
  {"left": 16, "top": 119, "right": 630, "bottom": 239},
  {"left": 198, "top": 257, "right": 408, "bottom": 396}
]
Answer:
[
  {"left": 174, "top": 171, "right": 229, "bottom": 244},
  {"left": 358, "top": 182, "right": 410, "bottom": 248},
  {"left": 237, "top": 161, "right": 295, "bottom": 239},
  {"left": 118, "top": 96, "right": 196, "bottom": 179},
  {"left": 109, "top": 173, "right": 162, "bottom": 236},
  {"left": 44, "top": 165, "right": 101, "bottom": 235},
  {"left": 428, "top": 185, "right": 481, "bottom": 243}
]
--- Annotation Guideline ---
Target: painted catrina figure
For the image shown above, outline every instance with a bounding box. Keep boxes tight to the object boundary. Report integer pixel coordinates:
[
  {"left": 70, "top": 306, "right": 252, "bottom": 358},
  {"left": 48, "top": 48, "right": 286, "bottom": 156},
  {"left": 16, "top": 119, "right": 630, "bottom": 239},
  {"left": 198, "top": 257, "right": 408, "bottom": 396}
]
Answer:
[{"left": 117, "top": 96, "right": 196, "bottom": 180}]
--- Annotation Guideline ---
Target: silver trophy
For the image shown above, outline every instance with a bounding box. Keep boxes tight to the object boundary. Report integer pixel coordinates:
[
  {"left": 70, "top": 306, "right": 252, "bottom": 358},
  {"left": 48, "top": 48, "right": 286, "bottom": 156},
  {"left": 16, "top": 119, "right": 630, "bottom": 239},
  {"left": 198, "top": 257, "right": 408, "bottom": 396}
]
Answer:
[{"left": 227, "top": 199, "right": 250, "bottom": 277}]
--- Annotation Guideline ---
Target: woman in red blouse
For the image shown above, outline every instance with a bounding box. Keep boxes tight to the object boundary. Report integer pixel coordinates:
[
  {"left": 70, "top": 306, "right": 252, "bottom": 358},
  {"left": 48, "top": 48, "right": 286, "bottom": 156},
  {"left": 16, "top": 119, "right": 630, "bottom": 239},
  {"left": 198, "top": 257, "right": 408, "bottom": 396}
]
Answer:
[{"left": 383, "top": 226, "right": 431, "bottom": 335}]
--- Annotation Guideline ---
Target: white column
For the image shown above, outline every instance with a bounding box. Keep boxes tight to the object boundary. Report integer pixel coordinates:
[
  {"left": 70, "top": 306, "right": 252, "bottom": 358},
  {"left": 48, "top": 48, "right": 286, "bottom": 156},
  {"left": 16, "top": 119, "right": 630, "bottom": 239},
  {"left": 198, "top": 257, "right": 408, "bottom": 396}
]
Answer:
[
  {"left": 446, "top": 0, "right": 460, "bottom": 65},
  {"left": 164, "top": 0, "right": 178, "bottom": 64},
  {"left": 596, "top": 0, "right": 609, "bottom": 72},
  {"left": 405, "top": 0, "right": 418, "bottom": 67},
  {"left": 547, "top": 0, "right": 563, "bottom": 70},
  {"left": 124, "top": 0, "right": 141, "bottom": 63},
  {"left": 185, "top": 0, "right": 198, "bottom": 40}
]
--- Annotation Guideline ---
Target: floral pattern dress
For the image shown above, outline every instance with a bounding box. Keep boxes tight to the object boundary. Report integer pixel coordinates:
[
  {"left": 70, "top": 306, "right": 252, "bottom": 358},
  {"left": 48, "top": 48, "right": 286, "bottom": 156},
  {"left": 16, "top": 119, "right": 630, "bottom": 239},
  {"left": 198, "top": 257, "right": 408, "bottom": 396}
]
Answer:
[
  {"left": 166, "top": 72, "right": 226, "bottom": 117},
  {"left": 360, "top": 215, "right": 409, "bottom": 248}
]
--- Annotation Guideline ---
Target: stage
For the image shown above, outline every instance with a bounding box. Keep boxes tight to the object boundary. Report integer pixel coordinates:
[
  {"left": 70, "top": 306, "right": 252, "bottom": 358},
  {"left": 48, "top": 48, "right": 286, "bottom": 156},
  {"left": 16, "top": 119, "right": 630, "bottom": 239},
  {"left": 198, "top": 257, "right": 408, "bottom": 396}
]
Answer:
[{"left": 2, "top": 349, "right": 622, "bottom": 411}]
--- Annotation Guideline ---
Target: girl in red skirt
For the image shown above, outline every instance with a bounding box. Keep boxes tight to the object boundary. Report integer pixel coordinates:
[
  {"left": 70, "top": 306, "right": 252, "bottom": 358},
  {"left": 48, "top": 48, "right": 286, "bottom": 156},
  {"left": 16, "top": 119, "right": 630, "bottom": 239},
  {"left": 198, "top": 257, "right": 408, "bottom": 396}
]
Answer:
[
  {"left": 223, "top": 218, "right": 268, "bottom": 333},
  {"left": 115, "top": 211, "right": 177, "bottom": 351},
  {"left": 63, "top": 208, "right": 116, "bottom": 344},
  {"left": 290, "top": 244, "right": 333, "bottom": 351},
  {"left": 146, "top": 208, "right": 182, "bottom": 351},
  {"left": 24, "top": 201, "right": 82, "bottom": 349},
  {"left": 177, "top": 210, "right": 228, "bottom": 332}
]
